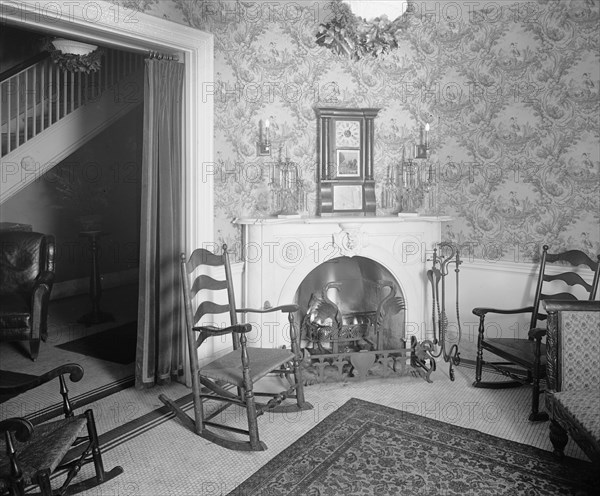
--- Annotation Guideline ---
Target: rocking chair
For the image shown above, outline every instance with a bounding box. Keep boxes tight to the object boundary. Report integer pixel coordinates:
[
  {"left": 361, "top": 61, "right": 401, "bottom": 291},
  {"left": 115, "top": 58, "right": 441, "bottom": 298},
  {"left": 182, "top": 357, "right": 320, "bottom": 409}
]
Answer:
[
  {"left": 0, "top": 364, "right": 123, "bottom": 495},
  {"left": 473, "top": 245, "right": 600, "bottom": 421},
  {"left": 159, "top": 245, "right": 313, "bottom": 451}
]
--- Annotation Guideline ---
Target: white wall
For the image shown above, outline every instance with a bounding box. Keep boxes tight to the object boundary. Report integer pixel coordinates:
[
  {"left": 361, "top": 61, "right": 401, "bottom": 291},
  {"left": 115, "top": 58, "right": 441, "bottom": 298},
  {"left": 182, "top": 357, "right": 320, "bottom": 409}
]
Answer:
[
  {"left": 227, "top": 254, "right": 598, "bottom": 361},
  {"left": 442, "top": 258, "right": 597, "bottom": 360}
]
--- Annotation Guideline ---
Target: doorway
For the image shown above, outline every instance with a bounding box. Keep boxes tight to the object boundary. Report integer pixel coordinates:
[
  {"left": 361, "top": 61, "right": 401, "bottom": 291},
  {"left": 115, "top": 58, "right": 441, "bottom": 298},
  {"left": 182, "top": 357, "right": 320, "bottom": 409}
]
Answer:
[{"left": 0, "top": 0, "right": 214, "bottom": 403}]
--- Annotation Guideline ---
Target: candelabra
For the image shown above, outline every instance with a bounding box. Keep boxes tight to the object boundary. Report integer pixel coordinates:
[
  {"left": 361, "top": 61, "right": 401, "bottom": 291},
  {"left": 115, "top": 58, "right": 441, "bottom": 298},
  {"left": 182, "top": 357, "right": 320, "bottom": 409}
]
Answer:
[
  {"left": 381, "top": 124, "right": 438, "bottom": 215},
  {"left": 270, "top": 146, "right": 306, "bottom": 217}
]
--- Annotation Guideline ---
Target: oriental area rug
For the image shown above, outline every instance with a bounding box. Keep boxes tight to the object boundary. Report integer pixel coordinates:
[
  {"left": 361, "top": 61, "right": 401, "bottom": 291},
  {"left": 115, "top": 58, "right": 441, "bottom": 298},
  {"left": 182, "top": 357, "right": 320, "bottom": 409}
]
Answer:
[{"left": 229, "top": 398, "right": 596, "bottom": 496}]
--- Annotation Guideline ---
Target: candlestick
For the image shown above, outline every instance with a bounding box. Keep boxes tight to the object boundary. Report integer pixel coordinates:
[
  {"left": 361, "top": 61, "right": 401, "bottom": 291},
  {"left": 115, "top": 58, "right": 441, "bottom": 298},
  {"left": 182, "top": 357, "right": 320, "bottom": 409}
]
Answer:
[
  {"left": 257, "top": 118, "right": 271, "bottom": 156},
  {"left": 425, "top": 122, "right": 430, "bottom": 148}
]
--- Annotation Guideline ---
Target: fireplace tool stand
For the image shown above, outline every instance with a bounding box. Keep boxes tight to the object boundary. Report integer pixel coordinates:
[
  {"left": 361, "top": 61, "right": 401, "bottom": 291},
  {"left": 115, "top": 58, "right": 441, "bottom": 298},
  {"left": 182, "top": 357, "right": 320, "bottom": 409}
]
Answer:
[{"left": 428, "top": 242, "right": 462, "bottom": 380}]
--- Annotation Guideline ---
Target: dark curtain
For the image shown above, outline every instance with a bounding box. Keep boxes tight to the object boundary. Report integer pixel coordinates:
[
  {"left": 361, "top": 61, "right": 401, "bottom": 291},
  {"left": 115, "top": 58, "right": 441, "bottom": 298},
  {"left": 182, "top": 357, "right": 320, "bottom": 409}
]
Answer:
[{"left": 135, "top": 59, "right": 185, "bottom": 388}]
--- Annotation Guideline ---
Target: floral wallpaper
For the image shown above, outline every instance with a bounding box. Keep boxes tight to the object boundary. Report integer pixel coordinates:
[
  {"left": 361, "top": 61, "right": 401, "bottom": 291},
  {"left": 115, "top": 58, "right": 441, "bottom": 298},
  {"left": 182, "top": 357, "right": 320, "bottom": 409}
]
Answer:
[{"left": 124, "top": 0, "right": 599, "bottom": 262}]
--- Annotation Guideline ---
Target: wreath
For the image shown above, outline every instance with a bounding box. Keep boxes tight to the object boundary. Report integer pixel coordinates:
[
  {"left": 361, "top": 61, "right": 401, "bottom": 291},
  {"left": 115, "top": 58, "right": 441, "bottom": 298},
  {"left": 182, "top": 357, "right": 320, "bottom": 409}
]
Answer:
[{"left": 316, "top": 0, "right": 411, "bottom": 60}]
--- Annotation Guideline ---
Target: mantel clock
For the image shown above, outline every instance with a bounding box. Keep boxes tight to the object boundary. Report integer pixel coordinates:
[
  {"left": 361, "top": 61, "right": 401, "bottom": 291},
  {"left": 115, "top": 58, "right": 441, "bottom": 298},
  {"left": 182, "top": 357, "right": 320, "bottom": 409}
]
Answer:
[{"left": 315, "top": 107, "right": 380, "bottom": 216}]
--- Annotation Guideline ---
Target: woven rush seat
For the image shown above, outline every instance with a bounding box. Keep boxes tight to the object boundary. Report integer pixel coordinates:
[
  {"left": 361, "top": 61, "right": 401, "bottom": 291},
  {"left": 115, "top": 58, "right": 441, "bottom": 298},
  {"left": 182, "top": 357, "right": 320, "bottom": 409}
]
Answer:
[
  {"left": 0, "top": 416, "right": 86, "bottom": 486},
  {"left": 201, "top": 347, "right": 295, "bottom": 387},
  {"left": 483, "top": 338, "right": 547, "bottom": 368},
  {"left": 0, "top": 364, "right": 123, "bottom": 495}
]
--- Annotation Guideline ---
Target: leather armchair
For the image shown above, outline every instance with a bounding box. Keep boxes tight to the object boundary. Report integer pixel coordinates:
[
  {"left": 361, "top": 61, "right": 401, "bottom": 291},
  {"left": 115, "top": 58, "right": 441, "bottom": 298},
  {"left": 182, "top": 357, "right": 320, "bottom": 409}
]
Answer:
[{"left": 0, "top": 231, "right": 55, "bottom": 360}]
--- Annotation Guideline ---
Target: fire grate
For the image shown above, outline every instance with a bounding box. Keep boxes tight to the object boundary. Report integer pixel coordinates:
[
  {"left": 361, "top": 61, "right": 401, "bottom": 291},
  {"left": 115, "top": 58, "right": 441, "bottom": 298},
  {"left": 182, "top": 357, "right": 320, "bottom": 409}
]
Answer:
[{"left": 300, "top": 279, "right": 436, "bottom": 383}]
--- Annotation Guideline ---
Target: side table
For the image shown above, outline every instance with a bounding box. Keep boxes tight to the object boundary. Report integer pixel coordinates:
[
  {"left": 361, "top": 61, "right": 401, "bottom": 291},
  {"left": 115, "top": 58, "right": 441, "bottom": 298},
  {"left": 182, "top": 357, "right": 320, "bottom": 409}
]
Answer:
[{"left": 78, "top": 231, "right": 115, "bottom": 327}]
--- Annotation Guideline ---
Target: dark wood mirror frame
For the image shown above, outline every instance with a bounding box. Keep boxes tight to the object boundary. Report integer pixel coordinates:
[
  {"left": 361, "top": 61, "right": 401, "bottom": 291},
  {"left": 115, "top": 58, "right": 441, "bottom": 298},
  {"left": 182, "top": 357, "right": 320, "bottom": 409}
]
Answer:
[{"left": 315, "top": 107, "right": 380, "bottom": 216}]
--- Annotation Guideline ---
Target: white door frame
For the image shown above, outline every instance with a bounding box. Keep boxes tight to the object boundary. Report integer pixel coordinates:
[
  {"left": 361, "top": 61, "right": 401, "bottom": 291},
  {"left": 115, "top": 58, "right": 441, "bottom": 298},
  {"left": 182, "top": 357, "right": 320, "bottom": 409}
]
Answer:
[
  {"left": 0, "top": 0, "right": 214, "bottom": 252},
  {"left": 1, "top": 1, "right": 214, "bottom": 385}
]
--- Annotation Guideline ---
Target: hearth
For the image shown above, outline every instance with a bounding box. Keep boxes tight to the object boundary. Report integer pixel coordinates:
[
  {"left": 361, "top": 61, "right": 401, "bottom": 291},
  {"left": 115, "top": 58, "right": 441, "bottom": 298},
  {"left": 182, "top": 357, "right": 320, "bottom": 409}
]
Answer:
[{"left": 234, "top": 215, "right": 451, "bottom": 381}]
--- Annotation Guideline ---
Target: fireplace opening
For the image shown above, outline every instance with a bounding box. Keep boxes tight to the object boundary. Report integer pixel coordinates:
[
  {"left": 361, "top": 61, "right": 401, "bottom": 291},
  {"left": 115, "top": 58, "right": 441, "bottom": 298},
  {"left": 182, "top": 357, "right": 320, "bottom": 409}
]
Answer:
[{"left": 294, "top": 256, "right": 408, "bottom": 384}]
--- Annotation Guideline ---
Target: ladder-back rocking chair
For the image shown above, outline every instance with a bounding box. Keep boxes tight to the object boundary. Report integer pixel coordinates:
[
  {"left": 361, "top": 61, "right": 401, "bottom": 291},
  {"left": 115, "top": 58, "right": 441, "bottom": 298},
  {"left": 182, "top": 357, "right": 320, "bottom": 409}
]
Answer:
[
  {"left": 159, "top": 245, "right": 313, "bottom": 451},
  {"left": 0, "top": 364, "right": 123, "bottom": 495},
  {"left": 473, "top": 245, "right": 600, "bottom": 421}
]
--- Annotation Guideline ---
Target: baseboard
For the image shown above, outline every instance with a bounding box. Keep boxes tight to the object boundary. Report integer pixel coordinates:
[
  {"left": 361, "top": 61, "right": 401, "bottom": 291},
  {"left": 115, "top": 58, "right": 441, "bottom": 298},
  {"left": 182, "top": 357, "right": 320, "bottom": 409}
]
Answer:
[
  {"left": 26, "top": 375, "right": 135, "bottom": 425},
  {"left": 51, "top": 268, "right": 139, "bottom": 300}
]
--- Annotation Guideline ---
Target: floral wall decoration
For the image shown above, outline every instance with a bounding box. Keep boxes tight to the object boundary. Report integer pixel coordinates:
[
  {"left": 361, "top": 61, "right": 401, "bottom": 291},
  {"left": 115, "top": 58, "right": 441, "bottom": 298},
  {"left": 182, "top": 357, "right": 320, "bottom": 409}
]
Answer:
[
  {"left": 127, "top": 0, "right": 599, "bottom": 262},
  {"left": 315, "top": 0, "right": 413, "bottom": 60}
]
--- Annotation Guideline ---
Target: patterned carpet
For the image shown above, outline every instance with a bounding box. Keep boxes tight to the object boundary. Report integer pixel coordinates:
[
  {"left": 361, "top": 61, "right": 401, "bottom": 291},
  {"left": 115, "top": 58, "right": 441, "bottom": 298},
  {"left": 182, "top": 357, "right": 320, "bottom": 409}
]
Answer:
[{"left": 230, "top": 398, "right": 596, "bottom": 496}]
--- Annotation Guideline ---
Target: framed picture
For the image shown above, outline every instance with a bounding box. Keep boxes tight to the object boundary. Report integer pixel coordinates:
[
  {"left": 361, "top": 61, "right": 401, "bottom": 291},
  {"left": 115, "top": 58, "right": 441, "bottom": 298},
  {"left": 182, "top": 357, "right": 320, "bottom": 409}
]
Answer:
[
  {"left": 315, "top": 107, "right": 380, "bottom": 216},
  {"left": 336, "top": 149, "right": 360, "bottom": 177},
  {"left": 333, "top": 184, "right": 363, "bottom": 211}
]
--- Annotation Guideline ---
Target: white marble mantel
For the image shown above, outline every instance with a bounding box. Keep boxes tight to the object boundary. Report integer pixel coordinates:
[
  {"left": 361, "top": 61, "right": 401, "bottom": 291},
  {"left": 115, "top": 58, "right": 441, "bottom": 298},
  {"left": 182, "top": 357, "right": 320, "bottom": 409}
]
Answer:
[
  {"left": 234, "top": 215, "right": 451, "bottom": 348},
  {"left": 235, "top": 214, "right": 452, "bottom": 226}
]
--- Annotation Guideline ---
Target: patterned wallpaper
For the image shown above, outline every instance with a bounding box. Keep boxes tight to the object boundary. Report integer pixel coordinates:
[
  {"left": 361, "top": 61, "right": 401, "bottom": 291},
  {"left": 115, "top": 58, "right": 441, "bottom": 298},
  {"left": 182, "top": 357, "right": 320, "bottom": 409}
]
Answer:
[{"left": 127, "top": 0, "right": 599, "bottom": 262}]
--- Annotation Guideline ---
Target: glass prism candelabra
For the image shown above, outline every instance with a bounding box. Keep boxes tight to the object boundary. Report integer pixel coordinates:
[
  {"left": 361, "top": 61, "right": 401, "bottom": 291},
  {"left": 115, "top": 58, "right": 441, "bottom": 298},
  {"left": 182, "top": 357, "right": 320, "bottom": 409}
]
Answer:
[
  {"left": 382, "top": 147, "right": 438, "bottom": 215},
  {"left": 269, "top": 146, "right": 306, "bottom": 217}
]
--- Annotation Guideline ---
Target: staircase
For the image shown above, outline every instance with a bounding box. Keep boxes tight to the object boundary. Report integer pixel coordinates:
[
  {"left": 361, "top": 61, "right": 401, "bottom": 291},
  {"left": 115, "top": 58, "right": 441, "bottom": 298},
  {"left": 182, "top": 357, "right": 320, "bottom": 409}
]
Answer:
[{"left": 1, "top": 49, "right": 144, "bottom": 204}]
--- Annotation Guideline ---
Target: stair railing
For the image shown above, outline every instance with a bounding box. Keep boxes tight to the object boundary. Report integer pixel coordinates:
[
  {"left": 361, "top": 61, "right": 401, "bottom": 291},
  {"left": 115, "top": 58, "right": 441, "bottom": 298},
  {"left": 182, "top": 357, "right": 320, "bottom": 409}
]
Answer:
[{"left": 1, "top": 49, "right": 144, "bottom": 158}]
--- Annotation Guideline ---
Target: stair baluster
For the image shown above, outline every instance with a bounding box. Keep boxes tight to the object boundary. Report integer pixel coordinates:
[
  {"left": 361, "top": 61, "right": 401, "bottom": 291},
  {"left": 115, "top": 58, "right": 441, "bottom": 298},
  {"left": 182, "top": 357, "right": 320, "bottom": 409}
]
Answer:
[{"left": 1, "top": 49, "right": 144, "bottom": 160}]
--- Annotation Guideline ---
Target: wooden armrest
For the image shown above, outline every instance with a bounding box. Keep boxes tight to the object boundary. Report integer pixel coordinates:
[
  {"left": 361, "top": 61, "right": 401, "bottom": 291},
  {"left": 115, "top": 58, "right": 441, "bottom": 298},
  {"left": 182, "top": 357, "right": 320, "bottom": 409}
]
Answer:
[
  {"left": 194, "top": 324, "right": 252, "bottom": 336},
  {"left": 528, "top": 327, "right": 546, "bottom": 340},
  {"left": 237, "top": 304, "right": 299, "bottom": 314},
  {"left": 0, "top": 363, "right": 83, "bottom": 397},
  {"left": 472, "top": 306, "right": 534, "bottom": 318},
  {"left": 544, "top": 300, "right": 600, "bottom": 313},
  {"left": 0, "top": 417, "right": 34, "bottom": 442}
]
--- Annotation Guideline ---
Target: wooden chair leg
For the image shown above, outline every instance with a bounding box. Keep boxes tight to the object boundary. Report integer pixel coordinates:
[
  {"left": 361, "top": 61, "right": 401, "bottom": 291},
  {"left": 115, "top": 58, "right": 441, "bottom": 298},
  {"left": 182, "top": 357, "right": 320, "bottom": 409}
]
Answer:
[
  {"left": 191, "top": 374, "right": 205, "bottom": 436},
  {"left": 528, "top": 373, "right": 549, "bottom": 422},
  {"left": 245, "top": 390, "right": 264, "bottom": 451},
  {"left": 288, "top": 312, "right": 313, "bottom": 411},
  {"left": 35, "top": 469, "right": 53, "bottom": 496},
  {"left": 57, "top": 410, "right": 123, "bottom": 495},
  {"left": 292, "top": 358, "right": 309, "bottom": 409},
  {"left": 549, "top": 420, "right": 568, "bottom": 459},
  {"left": 85, "top": 409, "right": 106, "bottom": 481},
  {"left": 473, "top": 318, "right": 484, "bottom": 385}
]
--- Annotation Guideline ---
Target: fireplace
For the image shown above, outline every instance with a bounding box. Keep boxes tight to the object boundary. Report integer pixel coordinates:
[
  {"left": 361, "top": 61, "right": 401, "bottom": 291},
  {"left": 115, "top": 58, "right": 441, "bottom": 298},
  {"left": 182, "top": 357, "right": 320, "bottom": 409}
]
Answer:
[
  {"left": 234, "top": 215, "right": 450, "bottom": 380},
  {"left": 297, "top": 256, "right": 405, "bottom": 353}
]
